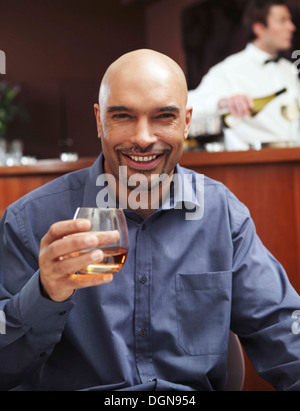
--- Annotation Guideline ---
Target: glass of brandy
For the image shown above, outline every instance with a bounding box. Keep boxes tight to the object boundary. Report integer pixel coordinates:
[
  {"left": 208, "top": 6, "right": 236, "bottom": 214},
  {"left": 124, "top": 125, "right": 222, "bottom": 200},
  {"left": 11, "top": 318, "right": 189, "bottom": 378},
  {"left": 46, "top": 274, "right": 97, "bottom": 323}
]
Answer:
[{"left": 73, "top": 207, "right": 129, "bottom": 275}]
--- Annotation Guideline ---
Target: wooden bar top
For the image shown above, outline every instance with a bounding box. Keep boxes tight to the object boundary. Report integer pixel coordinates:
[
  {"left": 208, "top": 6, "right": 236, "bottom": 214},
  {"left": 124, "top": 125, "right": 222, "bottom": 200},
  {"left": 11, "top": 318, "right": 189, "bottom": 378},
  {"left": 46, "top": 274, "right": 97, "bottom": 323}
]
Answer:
[
  {"left": 180, "top": 146, "right": 300, "bottom": 167},
  {"left": 0, "top": 157, "right": 96, "bottom": 176}
]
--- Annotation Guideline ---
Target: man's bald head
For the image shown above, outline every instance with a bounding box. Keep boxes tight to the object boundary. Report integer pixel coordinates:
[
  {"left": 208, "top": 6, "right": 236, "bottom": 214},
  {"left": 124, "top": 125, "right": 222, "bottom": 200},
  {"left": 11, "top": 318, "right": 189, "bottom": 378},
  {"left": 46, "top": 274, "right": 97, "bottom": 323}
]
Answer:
[{"left": 99, "top": 49, "right": 188, "bottom": 108}]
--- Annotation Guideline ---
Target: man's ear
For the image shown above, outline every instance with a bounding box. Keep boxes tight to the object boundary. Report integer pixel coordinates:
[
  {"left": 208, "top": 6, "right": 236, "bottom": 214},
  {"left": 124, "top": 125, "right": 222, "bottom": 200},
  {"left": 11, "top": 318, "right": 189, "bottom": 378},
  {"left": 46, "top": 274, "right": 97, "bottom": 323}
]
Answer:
[
  {"left": 252, "top": 22, "right": 266, "bottom": 39},
  {"left": 184, "top": 106, "right": 193, "bottom": 140},
  {"left": 94, "top": 103, "right": 101, "bottom": 139}
]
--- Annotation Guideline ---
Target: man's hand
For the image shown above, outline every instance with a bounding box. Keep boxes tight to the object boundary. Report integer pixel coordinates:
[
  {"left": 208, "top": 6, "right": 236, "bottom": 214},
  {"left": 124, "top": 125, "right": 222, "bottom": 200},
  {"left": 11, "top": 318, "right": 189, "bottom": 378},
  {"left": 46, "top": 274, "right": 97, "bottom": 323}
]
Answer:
[
  {"left": 218, "top": 95, "right": 254, "bottom": 117},
  {"left": 39, "top": 218, "right": 119, "bottom": 302}
]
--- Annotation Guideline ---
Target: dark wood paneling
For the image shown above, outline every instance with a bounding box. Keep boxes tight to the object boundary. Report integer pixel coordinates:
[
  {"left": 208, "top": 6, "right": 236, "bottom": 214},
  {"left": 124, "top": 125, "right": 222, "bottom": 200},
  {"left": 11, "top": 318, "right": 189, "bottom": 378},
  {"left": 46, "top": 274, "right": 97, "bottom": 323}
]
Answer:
[{"left": 0, "top": 158, "right": 95, "bottom": 216}]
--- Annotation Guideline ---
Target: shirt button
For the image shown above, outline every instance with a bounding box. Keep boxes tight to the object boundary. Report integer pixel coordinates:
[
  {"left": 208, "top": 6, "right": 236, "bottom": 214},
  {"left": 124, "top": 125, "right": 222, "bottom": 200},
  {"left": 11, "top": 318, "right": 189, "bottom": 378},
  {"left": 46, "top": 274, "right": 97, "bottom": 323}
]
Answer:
[
  {"left": 59, "top": 311, "right": 67, "bottom": 316},
  {"left": 140, "top": 276, "right": 147, "bottom": 284},
  {"left": 40, "top": 352, "right": 47, "bottom": 358},
  {"left": 139, "top": 328, "right": 147, "bottom": 337},
  {"left": 141, "top": 224, "right": 146, "bottom": 231}
]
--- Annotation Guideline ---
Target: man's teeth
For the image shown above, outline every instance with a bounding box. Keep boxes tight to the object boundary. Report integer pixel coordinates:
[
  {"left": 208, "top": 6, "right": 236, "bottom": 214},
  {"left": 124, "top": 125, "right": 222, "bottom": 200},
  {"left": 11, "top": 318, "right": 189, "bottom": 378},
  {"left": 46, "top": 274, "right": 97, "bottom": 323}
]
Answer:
[{"left": 129, "top": 155, "right": 157, "bottom": 162}]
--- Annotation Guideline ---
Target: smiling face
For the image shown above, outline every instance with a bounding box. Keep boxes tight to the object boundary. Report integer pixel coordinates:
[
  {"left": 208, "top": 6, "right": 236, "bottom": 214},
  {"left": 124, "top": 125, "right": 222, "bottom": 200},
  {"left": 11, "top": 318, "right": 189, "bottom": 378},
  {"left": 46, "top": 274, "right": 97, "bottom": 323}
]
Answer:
[{"left": 94, "top": 50, "right": 192, "bottom": 197}]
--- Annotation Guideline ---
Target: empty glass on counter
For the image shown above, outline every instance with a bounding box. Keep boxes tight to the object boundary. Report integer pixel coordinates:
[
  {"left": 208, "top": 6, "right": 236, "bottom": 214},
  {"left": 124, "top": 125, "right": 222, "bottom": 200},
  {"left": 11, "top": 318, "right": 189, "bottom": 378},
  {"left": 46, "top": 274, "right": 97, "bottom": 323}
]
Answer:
[
  {"left": 187, "top": 112, "right": 224, "bottom": 152},
  {"left": 0, "top": 139, "right": 7, "bottom": 165},
  {"left": 189, "top": 111, "right": 222, "bottom": 137},
  {"left": 8, "top": 139, "right": 23, "bottom": 165},
  {"left": 0, "top": 139, "right": 37, "bottom": 166},
  {"left": 0, "top": 139, "right": 23, "bottom": 166}
]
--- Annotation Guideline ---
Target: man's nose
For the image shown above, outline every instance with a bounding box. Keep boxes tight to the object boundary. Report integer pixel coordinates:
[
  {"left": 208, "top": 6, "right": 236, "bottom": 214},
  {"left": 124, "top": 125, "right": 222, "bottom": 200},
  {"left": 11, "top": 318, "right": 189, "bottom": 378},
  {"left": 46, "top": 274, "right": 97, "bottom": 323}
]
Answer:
[{"left": 131, "top": 117, "right": 157, "bottom": 148}]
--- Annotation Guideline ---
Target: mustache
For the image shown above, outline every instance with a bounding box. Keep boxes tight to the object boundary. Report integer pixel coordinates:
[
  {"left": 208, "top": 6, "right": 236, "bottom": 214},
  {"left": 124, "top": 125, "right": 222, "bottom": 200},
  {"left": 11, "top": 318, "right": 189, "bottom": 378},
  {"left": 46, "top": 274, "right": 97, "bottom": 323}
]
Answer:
[{"left": 116, "top": 144, "right": 171, "bottom": 155}]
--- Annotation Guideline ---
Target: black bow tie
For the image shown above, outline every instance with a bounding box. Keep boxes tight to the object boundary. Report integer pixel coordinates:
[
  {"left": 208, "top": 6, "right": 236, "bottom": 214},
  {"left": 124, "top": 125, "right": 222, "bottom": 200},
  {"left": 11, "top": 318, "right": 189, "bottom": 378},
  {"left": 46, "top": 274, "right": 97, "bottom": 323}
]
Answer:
[{"left": 264, "top": 56, "right": 281, "bottom": 65}]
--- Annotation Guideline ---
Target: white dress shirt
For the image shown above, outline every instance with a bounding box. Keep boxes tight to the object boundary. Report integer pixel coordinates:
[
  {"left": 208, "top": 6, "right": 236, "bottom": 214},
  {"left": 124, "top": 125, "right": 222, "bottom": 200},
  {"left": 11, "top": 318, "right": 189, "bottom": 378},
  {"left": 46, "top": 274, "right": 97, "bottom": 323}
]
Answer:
[{"left": 188, "top": 43, "right": 300, "bottom": 150}]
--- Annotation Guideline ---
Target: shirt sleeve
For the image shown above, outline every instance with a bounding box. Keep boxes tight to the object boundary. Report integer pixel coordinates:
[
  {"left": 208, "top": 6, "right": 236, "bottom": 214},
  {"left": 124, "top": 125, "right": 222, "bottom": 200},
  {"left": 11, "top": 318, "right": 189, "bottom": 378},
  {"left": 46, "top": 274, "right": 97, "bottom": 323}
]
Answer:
[
  {"left": 188, "top": 67, "right": 225, "bottom": 115},
  {"left": 227, "top": 192, "right": 300, "bottom": 391},
  {"left": 0, "top": 207, "right": 74, "bottom": 390}
]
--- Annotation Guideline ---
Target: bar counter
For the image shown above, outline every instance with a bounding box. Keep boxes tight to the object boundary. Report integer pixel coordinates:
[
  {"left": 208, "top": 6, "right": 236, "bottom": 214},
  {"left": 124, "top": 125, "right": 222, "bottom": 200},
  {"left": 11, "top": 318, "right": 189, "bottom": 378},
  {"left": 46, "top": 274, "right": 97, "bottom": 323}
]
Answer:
[{"left": 0, "top": 157, "right": 95, "bottom": 217}]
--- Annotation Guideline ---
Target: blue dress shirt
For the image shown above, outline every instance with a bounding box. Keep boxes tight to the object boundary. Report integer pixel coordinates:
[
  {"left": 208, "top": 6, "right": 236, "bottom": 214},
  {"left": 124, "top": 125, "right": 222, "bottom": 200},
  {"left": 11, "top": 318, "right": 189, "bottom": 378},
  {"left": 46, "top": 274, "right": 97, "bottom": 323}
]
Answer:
[{"left": 0, "top": 154, "right": 299, "bottom": 391}]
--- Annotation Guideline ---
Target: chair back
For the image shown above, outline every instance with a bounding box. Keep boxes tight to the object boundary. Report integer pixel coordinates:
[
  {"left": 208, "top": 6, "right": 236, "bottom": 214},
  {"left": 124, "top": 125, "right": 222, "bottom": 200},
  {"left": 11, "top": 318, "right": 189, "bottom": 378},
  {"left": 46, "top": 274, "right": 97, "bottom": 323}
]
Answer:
[{"left": 224, "top": 331, "right": 245, "bottom": 391}]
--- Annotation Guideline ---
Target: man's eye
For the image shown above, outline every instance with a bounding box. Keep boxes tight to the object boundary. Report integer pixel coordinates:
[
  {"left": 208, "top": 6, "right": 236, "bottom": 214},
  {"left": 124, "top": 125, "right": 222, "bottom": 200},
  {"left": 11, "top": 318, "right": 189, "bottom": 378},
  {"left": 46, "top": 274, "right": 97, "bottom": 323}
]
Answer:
[
  {"left": 157, "top": 113, "right": 176, "bottom": 119},
  {"left": 112, "top": 113, "right": 131, "bottom": 119}
]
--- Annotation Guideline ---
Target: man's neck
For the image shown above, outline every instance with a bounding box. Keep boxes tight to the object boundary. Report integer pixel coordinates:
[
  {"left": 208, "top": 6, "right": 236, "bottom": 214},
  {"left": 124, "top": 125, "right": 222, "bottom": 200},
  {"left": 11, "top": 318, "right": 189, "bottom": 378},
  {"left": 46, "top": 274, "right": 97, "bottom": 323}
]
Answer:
[{"left": 252, "top": 39, "right": 278, "bottom": 57}]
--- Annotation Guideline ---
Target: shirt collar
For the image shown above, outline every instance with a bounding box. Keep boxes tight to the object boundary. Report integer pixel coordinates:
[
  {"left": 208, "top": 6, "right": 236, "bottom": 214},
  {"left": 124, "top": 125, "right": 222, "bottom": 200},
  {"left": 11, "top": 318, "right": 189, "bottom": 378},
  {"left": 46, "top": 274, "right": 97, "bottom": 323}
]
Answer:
[
  {"left": 82, "top": 154, "right": 202, "bottom": 216},
  {"left": 245, "top": 42, "right": 277, "bottom": 65},
  {"left": 168, "top": 164, "right": 202, "bottom": 210}
]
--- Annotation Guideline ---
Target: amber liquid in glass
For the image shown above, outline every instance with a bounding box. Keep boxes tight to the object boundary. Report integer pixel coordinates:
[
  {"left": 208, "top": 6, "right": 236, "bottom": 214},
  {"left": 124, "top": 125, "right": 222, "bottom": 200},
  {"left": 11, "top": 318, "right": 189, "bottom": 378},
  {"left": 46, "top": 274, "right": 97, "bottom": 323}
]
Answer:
[{"left": 78, "top": 246, "right": 128, "bottom": 274}]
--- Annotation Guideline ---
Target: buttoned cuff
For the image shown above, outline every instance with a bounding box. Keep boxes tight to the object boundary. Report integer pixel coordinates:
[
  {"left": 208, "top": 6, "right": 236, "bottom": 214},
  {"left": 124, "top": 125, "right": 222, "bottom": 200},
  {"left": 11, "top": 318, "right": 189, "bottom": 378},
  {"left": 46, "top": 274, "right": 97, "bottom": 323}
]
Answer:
[{"left": 18, "top": 271, "right": 74, "bottom": 333}]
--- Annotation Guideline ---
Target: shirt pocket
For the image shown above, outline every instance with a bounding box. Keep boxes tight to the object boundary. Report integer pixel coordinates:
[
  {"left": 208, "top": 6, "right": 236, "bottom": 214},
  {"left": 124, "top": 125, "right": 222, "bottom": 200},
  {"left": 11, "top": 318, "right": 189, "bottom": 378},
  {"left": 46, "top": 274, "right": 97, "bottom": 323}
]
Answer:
[{"left": 175, "top": 271, "right": 232, "bottom": 356}]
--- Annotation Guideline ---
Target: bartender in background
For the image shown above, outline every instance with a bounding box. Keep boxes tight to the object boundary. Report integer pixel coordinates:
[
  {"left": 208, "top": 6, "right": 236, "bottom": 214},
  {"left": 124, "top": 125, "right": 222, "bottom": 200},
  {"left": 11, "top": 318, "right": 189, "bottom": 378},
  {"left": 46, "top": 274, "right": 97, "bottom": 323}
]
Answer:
[{"left": 188, "top": 0, "right": 300, "bottom": 151}]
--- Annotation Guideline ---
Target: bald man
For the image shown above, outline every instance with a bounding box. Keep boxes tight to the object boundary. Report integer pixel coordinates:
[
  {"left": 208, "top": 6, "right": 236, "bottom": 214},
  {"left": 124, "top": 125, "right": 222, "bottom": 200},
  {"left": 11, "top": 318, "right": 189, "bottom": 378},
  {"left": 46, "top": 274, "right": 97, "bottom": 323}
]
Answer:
[{"left": 0, "top": 50, "right": 300, "bottom": 391}]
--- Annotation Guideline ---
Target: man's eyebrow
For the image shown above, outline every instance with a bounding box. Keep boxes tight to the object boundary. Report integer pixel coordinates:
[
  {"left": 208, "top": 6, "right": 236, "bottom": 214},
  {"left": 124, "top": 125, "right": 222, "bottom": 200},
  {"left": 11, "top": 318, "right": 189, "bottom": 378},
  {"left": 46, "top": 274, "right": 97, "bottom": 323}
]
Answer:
[
  {"left": 155, "top": 106, "right": 180, "bottom": 113},
  {"left": 107, "top": 106, "right": 135, "bottom": 113},
  {"left": 106, "top": 105, "right": 180, "bottom": 114}
]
